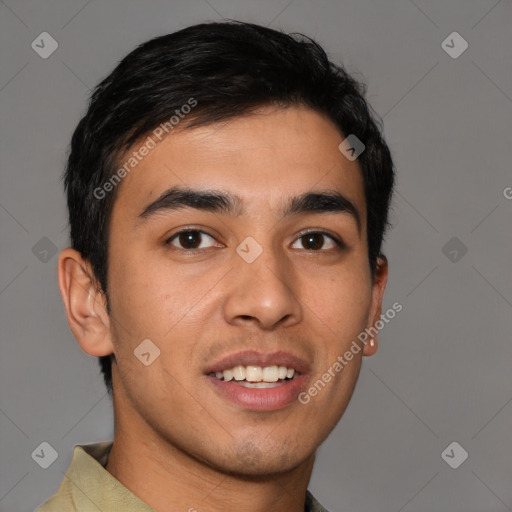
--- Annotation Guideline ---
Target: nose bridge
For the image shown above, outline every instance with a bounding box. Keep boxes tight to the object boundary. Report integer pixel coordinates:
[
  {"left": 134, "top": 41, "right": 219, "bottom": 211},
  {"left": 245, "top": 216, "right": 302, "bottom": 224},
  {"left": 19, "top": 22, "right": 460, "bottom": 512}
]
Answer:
[
  {"left": 240, "top": 239, "right": 288, "bottom": 292},
  {"left": 224, "top": 235, "right": 302, "bottom": 328}
]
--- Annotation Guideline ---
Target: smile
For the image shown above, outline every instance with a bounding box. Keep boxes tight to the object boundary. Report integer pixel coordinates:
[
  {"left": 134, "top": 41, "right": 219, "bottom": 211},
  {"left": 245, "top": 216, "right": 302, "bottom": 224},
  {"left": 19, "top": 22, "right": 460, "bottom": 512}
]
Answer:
[
  {"left": 206, "top": 365, "right": 308, "bottom": 411},
  {"left": 209, "top": 364, "right": 299, "bottom": 383}
]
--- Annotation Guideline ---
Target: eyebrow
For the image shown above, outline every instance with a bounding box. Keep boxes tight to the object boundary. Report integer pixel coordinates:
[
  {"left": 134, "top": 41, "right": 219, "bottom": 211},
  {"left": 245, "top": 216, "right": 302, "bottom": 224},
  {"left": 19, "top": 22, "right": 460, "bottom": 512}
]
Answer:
[{"left": 137, "top": 185, "right": 361, "bottom": 234}]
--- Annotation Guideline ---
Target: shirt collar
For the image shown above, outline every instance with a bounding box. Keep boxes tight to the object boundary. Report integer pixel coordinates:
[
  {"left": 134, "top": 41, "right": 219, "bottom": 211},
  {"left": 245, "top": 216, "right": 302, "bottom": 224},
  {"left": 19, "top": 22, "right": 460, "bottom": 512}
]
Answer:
[{"left": 58, "top": 442, "right": 155, "bottom": 511}]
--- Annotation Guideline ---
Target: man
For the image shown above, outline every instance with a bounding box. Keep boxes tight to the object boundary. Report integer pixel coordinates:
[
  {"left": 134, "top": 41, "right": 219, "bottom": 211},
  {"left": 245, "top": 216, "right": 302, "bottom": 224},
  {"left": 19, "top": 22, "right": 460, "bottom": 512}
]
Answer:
[{"left": 38, "top": 20, "right": 394, "bottom": 512}]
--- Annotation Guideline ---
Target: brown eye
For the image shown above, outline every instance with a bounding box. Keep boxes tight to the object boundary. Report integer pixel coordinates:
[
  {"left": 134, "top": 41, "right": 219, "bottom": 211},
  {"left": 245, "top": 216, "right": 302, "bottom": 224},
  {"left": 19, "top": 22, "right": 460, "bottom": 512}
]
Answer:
[
  {"left": 166, "top": 230, "right": 216, "bottom": 250},
  {"left": 292, "top": 231, "right": 344, "bottom": 251}
]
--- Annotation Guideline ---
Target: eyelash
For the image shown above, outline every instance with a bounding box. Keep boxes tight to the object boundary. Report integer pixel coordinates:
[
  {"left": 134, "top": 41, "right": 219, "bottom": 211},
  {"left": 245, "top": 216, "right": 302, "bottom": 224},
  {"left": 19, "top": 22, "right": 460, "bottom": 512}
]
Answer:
[{"left": 165, "top": 228, "right": 345, "bottom": 252}]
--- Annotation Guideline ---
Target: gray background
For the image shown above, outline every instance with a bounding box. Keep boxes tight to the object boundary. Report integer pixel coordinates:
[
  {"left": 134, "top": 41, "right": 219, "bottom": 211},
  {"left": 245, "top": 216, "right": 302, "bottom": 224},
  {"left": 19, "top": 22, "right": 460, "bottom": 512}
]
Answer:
[{"left": 1, "top": 0, "right": 511, "bottom": 511}]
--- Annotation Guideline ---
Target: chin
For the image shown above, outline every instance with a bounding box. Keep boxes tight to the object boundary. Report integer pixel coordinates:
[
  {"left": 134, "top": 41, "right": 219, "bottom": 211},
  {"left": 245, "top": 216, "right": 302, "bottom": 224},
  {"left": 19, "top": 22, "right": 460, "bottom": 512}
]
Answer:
[{"left": 215, "top": 439, "right": 312, "bottom": 477}]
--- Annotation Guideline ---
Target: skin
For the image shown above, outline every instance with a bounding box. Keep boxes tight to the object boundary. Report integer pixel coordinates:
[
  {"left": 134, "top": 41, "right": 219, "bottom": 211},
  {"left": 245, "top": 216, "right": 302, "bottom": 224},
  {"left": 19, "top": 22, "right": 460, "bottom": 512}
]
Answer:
[{"left": 58, "top": 105, "right": 388, "bottom": 512}]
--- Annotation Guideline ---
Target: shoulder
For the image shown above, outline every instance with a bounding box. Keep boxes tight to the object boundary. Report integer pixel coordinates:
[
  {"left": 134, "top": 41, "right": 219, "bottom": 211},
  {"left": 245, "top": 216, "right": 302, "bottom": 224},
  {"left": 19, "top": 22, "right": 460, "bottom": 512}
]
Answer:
[{"left": 35, "top": 480, "right": 76, "bottom": 511}]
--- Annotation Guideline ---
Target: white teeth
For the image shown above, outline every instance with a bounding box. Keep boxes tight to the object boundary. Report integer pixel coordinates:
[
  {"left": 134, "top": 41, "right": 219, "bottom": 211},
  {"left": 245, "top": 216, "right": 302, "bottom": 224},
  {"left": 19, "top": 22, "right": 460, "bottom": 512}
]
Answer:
[
  {"left": 222, "top": 369, "right": 233, "bottom": 382},
  {"left": 211, "top": 364, "right": 299, "bottom": 382},
  {"left": 245, "top": 366, "right": 263, "bottom": 382},
  {"left": 262, "top": 366, "right": 279, "bottom": 382},
  {"left": 232, "top": 365, "right": 245, "bottom": 381}
]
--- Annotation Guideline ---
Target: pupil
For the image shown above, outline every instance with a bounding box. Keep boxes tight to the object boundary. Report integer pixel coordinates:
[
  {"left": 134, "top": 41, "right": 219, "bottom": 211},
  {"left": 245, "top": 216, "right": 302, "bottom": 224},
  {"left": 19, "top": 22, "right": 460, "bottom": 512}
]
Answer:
[
  {"left": 303, "top": 233, "right": 323, "bottom": 250},
  {"left": 180, "top": 231, "right": 200, "bottom": 249}
]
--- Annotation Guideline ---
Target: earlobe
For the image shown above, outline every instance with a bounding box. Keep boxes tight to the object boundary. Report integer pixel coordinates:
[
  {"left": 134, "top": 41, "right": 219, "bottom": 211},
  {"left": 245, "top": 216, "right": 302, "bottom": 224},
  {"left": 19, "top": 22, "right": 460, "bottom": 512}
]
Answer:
[
  {"left": 362, "top": 255, "right": 388, "bottom": 357},
  {"left": 363, "top": 337, "right": 378, "bottom": 356},
  {"left": 57, "top": 248, "right": 114, "bottom": 357}
]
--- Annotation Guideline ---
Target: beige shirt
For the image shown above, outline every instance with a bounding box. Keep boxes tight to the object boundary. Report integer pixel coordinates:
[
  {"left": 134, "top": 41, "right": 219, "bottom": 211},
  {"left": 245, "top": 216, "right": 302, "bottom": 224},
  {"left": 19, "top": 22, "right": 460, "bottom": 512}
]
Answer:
[{"left": 36, "top": 442, "right": 330, "bottom": 512}]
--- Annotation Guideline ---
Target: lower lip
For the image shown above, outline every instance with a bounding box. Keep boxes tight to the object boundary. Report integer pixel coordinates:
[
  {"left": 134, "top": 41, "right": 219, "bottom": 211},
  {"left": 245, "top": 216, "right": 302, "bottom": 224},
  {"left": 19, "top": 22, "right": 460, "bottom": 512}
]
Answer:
[{"left": 206, "top": 375, "right": 309, "bottom": 411}]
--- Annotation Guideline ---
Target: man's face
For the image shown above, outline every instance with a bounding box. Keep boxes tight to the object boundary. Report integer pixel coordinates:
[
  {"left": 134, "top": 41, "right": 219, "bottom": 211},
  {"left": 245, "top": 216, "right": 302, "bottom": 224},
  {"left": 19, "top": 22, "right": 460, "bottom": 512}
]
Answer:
[{"left": 105, "top": 105, "right": 384, "bottom": 475}]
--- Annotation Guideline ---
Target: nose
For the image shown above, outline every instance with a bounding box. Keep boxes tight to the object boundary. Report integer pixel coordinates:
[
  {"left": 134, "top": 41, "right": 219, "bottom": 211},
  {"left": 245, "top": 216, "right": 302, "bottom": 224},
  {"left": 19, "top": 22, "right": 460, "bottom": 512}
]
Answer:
[{"left": 223, "top": 246, "right": 303, "bottom": 330}]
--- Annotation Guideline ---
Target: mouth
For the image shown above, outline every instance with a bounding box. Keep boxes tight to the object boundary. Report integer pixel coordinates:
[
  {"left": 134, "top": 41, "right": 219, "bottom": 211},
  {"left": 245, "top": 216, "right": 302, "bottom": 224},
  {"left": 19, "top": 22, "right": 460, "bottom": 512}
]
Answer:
[
  {"left": 204, "top": 351, "right": 310, "bottom": 411},
  {"left": 208, "top": 364, "right": 301, "bottom": 388}
]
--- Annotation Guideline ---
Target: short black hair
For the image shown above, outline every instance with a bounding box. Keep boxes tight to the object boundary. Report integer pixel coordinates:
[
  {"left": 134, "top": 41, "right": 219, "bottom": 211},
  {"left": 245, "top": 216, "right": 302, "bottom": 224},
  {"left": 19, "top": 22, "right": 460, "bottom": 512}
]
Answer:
[{"left": 63, "top": 20, "right": 395, "bottom": 395}]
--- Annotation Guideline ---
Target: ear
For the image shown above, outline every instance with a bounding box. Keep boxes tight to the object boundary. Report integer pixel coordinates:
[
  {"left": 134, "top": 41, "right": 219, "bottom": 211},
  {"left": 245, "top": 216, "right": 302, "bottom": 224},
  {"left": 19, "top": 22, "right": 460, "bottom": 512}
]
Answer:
[
  {"left": 57, "top": 248, "right": 114, "bottom": 357},
  {"left": 362, "top": 254, "right": 389, "bottom": 356}
]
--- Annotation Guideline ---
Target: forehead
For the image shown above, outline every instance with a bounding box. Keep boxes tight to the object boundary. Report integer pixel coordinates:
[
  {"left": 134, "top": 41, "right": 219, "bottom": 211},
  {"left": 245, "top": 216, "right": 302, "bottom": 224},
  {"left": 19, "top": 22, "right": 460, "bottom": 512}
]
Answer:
[{"left": 111, "top": 106, "right": 366, "bottom": 225}]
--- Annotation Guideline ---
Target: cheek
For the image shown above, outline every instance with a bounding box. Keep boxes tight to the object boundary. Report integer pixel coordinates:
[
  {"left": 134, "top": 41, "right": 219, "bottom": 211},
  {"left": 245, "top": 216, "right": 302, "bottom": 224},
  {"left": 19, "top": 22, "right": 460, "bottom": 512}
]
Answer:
[
  {"left": 107, "top": 247, "right": 223, "bottom": 375},
  {"left": 306, "top": 263, "right": 373, "bottom": 342},
  {"left": 302, "top": 272, "right": 371, "bottom": 435},
  {"left": 108, "top": 247, "right": 187, "bottom": 332}
]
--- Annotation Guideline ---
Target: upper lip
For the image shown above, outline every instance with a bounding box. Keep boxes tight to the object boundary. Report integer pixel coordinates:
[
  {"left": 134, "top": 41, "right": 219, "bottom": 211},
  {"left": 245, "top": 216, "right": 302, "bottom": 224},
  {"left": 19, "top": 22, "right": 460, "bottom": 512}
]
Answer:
[{"left": 204, "top": 350, "right": 311, "bottom": 375}]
